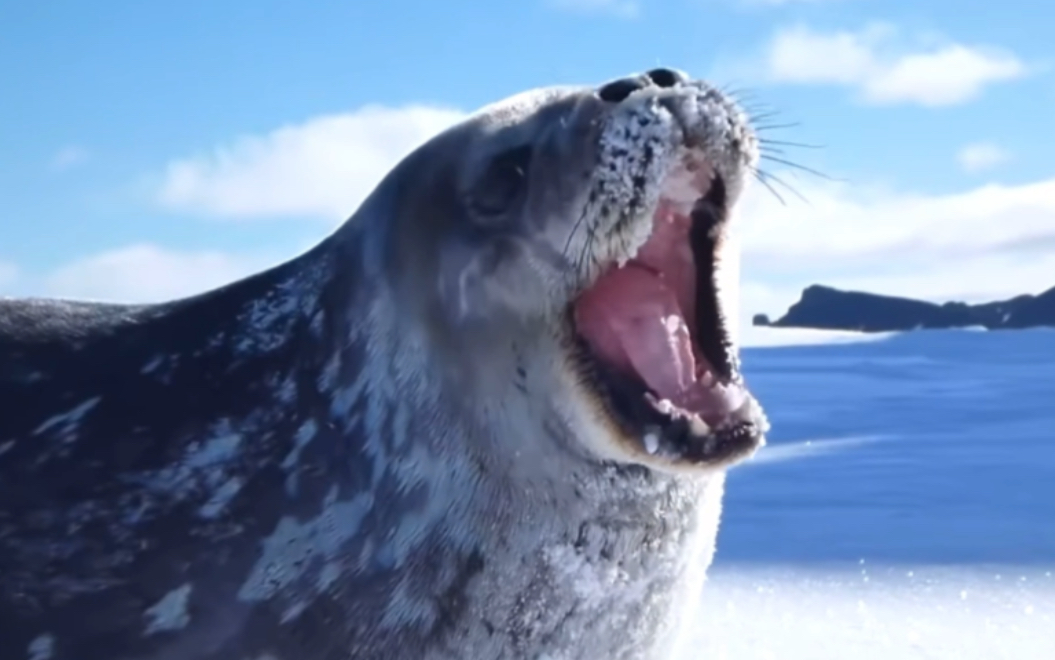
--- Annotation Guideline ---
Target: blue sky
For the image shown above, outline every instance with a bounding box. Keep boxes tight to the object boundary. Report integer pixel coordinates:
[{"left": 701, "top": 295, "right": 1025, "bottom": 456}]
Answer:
[{"left": 2, "top": 0, "right": 1053, "bottom": 343}]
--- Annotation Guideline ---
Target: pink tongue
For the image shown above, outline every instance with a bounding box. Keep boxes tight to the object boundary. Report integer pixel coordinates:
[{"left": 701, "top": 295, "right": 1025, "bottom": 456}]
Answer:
[
  {"left": 574, "top": 264, "right": 699, "bottom": 406},
  {"left": 572, "top": 201, "right": 745, "bottom": 421}
]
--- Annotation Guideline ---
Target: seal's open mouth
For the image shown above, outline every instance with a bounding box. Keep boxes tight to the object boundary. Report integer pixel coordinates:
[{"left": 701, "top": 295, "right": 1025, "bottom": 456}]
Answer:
[{"left": 570, "top": 161, "right": 767, "bottom": 467}]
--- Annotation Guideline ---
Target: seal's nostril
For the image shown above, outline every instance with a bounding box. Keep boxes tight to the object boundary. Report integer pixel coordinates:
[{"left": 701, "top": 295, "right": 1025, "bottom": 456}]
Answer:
[
  {"left": 597, "top": 76, "right": 649, "bottom": 103},
  {"left": 646, "top": 68, "right": 688, "bottom": 88}
]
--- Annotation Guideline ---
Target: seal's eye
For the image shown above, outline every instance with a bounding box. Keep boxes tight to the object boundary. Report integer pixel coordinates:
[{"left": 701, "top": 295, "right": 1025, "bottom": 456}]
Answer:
[{"left": 469, "top": 144, "right": 533, "bottom": 217}]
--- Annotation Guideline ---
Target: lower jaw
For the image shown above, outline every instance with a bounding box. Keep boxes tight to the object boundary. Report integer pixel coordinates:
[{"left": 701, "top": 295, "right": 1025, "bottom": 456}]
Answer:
[
  {"left": 624, "top": 391, "right": 767, "bottom": 469},
  {"left": 569, "top": 330, "right": 767, "bottom": 470}
]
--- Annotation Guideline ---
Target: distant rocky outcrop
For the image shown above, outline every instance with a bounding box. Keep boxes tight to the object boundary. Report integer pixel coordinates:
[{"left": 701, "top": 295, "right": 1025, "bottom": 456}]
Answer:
[{"left": 756, "top": 284, "right": 1055, "bottom": 332}]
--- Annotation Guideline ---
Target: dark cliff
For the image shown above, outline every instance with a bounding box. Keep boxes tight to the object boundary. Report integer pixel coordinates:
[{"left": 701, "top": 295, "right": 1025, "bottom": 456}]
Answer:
[{"left": 755, "top": 284, "right": 1055, "bottom": 332}]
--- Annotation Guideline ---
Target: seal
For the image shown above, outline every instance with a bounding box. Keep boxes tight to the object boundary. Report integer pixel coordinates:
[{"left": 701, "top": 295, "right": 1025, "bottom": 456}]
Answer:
[{"left": 0, "top": 67, "right": 768, "bottom": 660}]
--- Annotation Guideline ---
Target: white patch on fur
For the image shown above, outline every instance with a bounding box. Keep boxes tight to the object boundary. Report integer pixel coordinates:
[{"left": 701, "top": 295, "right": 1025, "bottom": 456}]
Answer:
[
  {"left": 143, "top": 583, "right": 193, "bottom": 636},
  {"left": 309, "top": 309, "right": 325, "bottom": 337},
  {"left": 543, "top": 544, "right": 634, "bottom": 605},
  {"left": 140, "top": 354, "right": 164, "bottom": 374},
  {"left": 227, "top": 257, "right": 330, "bottom": 360},
  {"left": 15, "top": 370, "right": 47, "bottom": 384},
  {"left": 280, "top": 601, "right": 308, "bottom": 625},
  {"left": 125, "top": 418, "right": 250, "bottom": 521},
  {"left": 317, "top": 560, "right": 342, "bottom": 592},
  {"left": 139, "top": 353, "right": 179, "bottom": 381},
  {"left": 197, "top": 475, "right": 244, "bottom": 519},
  {"left": 234, "top": 293, "right": 302, "bottom": 355},
  {"left": 31, "top": 396, "right": 102, "bottom": 443},
  {"left": 274, "top": 373, "right": 299, "bottom": 405},
  {"left": 150, "top": 425, "right": 242, "bottom": 498},
  {"left": 317, "top": 353, "right": 342, "bottom": 392},
  {"left": 237, "top": 485, "right": 373, "bottom": 602},
  {"left": 26, "top": 634, "right": 54, "bottom": 660},
  {"left": 281, "top": 419, "right": 319, "bottom": 497}
]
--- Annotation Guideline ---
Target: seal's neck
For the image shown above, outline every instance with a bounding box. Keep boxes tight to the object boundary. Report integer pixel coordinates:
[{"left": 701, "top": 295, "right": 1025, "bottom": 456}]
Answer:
[{"left": 282, "top": 231, "right": 724, "bottom": 657}]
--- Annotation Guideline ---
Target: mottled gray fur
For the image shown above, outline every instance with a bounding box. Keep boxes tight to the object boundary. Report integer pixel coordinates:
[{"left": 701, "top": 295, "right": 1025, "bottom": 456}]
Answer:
[{"left": 0, "top": 71, "right": 758, "bottom": 659}]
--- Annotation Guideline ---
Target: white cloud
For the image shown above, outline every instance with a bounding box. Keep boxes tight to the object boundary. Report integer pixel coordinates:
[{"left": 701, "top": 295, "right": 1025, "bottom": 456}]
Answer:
[
  {"left": 761, "top": 24, "right": 1027, "bottom": 106},
  {"left": 41, "top": 244, "right": 278, "bottom": 304},
  {"left": 51, "top": 145, "right": 89, "bottom": 172},
  {"left": 957, "top": 142, "right": 1011, "bottom": 174},
  {"left": 157, "top": 105, "right": 466, "bottom": 222},
  {"left": 734, "top": 170, "right": 1055, "bottom": 340},
  {"left": 738, "top": 175, "right": 1055, "bottom": 273},
  {"left": 546, "top": 0, "right": 639, "bottom": 18}
]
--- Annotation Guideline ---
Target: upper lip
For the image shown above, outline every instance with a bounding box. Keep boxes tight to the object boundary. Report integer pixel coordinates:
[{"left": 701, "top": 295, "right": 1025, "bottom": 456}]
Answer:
[{"left": 662, "top": 93, "right": 707, "bottom": 151}]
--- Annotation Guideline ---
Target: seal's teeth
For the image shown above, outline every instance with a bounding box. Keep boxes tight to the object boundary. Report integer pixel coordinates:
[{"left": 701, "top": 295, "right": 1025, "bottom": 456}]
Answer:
[
  {"left": 688, "top": 414, "right": 711, "bottom": 437},
  {"left": 643, "top": 431, "right": 660, "bottom": 455},
  {"left": 723, "top": 394, "right": 767, "bottom": 432},
  {"left": 657, "top": 398, "right": 676, "bottom": 414}
]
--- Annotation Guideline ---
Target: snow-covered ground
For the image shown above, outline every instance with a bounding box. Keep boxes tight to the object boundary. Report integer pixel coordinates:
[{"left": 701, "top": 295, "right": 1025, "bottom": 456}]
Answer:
[
  {"left": 690, "top": 328, "right": 1055, "bottom": 659},
  {"left": 694, "top": 565, "right": 1055, "bottom": 659}
]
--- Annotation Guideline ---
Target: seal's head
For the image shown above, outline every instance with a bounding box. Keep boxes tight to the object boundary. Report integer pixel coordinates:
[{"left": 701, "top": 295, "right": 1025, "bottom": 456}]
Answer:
[{"left": 371, "top": 67, "right": 767, "bottom": 474}]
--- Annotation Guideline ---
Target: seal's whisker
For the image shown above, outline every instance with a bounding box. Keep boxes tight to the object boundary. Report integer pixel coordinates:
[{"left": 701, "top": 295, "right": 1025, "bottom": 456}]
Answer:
[
  {"left": 759, "top": 138, "right": 825, "bottom": 150},
  {"left": 759, "top": 145, "right": 789, "bottom": 157},
  {"left": 716, "top": 81, "right": 750, "bottom": 99},
  {"left": 738, "top": 100, "right": 782, "bottom": 116},
  {"left": 574, "top": 229, "right": 588, "bottom": 276},
  {"left": 718, "top": 83, "right": 771, "bottom": 110},
  {"left": 743, "top": 109, "right": 784, "bottom": 124},
  {"left": 767, "top": 171, "right": 811, "bottom": 204},
  {"left": 717, "top": 81, "right": 745, "bottom": 94},
  {"left": 579, "top": 224, "right": 599, "bottom": 281},
  {"left": 742, "top": 106, "right": 784, "bottom": 124},
  {"left": 728, "top": 97, "right": 775, "bottom": 116},
  {"left": 570, "top": 215, "right": 592, "bottom": 279},
  {"left": 563, "top": 204, "right": 593, "bottom": 263},
  {"left": 754, "top": 122, "right": 802, "bottom": 133},
  {"left": 758, "top": 154, "right": 834, "bottom": 182},
  {"left": 757, "top": 167, "right": 814, "bottom": 205},
  {"left": 751, "top": 168, "right": 788, "bottom": 206}
]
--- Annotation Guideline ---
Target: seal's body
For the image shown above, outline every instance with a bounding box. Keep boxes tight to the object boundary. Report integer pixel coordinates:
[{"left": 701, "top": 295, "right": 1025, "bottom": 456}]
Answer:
[{"left": 0, "top": 69, "right": 767, "bottom": 659}]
